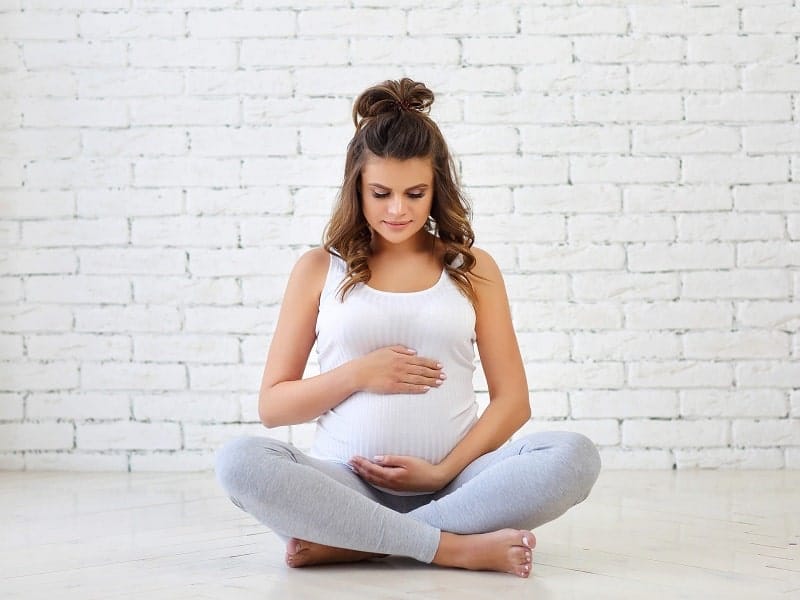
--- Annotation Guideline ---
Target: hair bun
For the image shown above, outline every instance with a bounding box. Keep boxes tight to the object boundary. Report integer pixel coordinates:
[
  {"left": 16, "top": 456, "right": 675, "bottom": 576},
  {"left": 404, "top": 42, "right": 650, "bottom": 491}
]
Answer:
[{"left": 353, "top": 78, "right": 434, "bottom": 127}]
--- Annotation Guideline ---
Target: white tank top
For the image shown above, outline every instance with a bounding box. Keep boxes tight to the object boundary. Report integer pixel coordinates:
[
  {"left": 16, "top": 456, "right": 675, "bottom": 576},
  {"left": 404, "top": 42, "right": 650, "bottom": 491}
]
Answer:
[{"left": 309, "top": 250, "right": 479, "bottom": 494}]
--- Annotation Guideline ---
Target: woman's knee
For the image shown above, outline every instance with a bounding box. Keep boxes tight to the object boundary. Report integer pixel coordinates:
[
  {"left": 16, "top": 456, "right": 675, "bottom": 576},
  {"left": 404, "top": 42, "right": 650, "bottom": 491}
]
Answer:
[
  {"left": 551, "top": 431, "right": 602, "bottom": 499},
  {"left": 214, "top": 435, "right": 295, "bottom": 496}
]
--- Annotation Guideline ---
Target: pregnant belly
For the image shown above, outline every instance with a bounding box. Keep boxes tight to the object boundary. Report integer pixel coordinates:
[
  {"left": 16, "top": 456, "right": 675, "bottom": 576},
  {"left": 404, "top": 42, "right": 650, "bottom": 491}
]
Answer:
[{"left": 312, "top": 388, "right": 477, "bottom": 465}]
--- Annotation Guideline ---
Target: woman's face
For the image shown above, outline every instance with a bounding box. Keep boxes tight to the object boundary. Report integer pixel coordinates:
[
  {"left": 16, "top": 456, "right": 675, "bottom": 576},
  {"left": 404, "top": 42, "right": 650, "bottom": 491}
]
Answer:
[{"left": 360, "top": 154, "right": 434, "bottom": 249}]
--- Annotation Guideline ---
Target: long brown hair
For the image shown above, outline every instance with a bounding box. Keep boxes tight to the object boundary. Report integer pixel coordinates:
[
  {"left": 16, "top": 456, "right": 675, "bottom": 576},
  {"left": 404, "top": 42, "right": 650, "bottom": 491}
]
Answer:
[{"left": 323, "top": 77, "right": 480, "bottom": 307}]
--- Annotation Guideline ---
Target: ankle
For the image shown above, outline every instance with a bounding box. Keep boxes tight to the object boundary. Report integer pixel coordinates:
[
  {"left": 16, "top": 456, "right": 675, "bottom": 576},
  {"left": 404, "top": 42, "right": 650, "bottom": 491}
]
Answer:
[{"left": 432, "top": 532, "right": 462, "bottom": 567}]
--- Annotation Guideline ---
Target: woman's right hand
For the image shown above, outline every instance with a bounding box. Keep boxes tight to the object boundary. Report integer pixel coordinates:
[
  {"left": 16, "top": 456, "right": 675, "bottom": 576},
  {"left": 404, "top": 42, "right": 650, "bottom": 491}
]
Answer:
[{"left": 355, "top": 345, "right": 445, "bottom": 394}]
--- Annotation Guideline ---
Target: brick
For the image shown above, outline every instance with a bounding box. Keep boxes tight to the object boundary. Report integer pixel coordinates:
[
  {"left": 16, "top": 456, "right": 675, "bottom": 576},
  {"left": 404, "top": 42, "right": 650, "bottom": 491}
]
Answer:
[
  {"left": 0, "top": 70, "right": 76, "bottom": 97},
  {"left": 572, "top": 390, "right": 678, "bottom": 419},
  {"left": 736, "top": 361, "right": 800, "bottom": 388},
  {"left": 469, "top": 188, "right": 513, "bottom": 214},
  {"left": 190, "top": 127, "right": 296, "bottom": 157},
  {"left": 134, "top": 158, "right": 239, "bottom": 187},
  {"left": 630, "top": 64, "right": 737, "bottom": 91},
  {"left": 186, "top": 69, "right": 292, "bottom": 96},
  {"left": 572, "top": 272, "right": 678, "bottom": 301},
  {"left": 78, "top": 69, "right": 183, "bottom": 98},
  {"left": 130, "top": 452, "right": 213, "bottom": 472},
  {"left": 409, "top": 7, "right": 515, "bottom": 34},
  {"left": 634, "top": 125, "right": 738, "bottom": 153},
  {"left": 630, "top": 6, "right": 737, "bottom": 34},
  {"left": 242, "top": 275, "right": 291, "bottom": 305},
  {"left": 743, "top": 64, "right": 800, "bottom": 92},
  {"left": 520, "top": 63, "right": 627, "bottom": 93},
  {"left": 742, "top": 7, "right": 800, "bottom": 33},
  {"left": 299, "top": 126, "right": 355, "bottom": 156},
  {"left": 83, "top": 128, "right": 186, "bottom": 157},
  {"left": 0, "top": 249, "right": 76, "bottom": 275},
  {"left": 82, "top": 362, "right": 186, "bottom": 391},
  {"left": 0, "top": 278, "right": 22, "bottom": 303},
  {"left": 26, "top": 159, "right": 130, "bottom": 188},
  {"left": 0, "top": 335, "right": 23, "bottom": 359},
  {"left": 186, "top": 188, "right": 292, "bottom": 216},
  {"left": 569, "top": 214, "right": 674, "bottom": 242},
  {"left": 79, "top": 248, "right": 185, "bottom": 275},
  {"left": 738, "top": 242, "right": 800, "bottom": 268},
  {"left": 78, "top": 421, "right": 181, "bottom": 450},
  {"left": 627, "top": 242, "right": 734, "bottom": 271},
  {"left": 575, "top": 156, "right": 680, "bottom": 183},
  {"left": 22, "top": 218, "right": 128, "bottom": 247},
  {"left": 743, "top": 125, "right": 800, "bottom": 152},
  {"left": 301, "top": 8, "right": 404, "bottom": 35},
  {"left": 520, "top": 125, "right": 628, "bottom": 154},
  {"left": 130, "top": 40, "right": 237, "bottom": 67},
  {"left": 0, "top": 393, "right": 23, "bottom": 420},
  {"left": 25, "top": 276, "right": 129, "bottom": 305},
  {"left": 576, "top": 93, "right": 683, "bottom": 123},
  {"left": 0, "top": 130, "right": 78, "bottom": 159},
  {"left": 134, "top": 276, "right": 241, "bottom": 305},
  {"left": 133, "top": 393, "right": 241, "bottom": 423},
  {"left": 681, "top": 389, "right": 787, "bottom": 418},
  {"left": 27, "top": 392, "right": 130, "bottom": 420},
  {"left": 133, "top": 335, "right": 238, "bottom": 364},
  {"left": 524, "top": 361, "right": 624, "bottom": 390},
  {"left": 240, "top": 216, "right": 327, "bottom": 246},
  {"left": 682, "top": 269, "right": 789, "bottom": 299},
  {"left": 1, "top": 13, "right": 78, "bottom": 39},
  {"left": 683, "top": 331, "right": 789, "bottom": 359},
  {"left": 243, "top": 97, "right": 352, "bottom": 126},
  {"left": 624, "top": 185, "right": 731, "bottom": 212},
  {"left": 189, "top": 248, "right": 298, "bottom": 276},
  {"left": 732, "top": 418, "right": 800, "bottom": 447},
  {"left": 411, "top": 67, "right": 516, "bottom": 94},
  {"left": 77, "top": 189, "right": 182, "bottom": 218},
  {"left": 686, "top": 155, "right": 789, "bottom": 184},
  {"left": 242, "top": 39, "right": 348, "bottom": 66},
  {"left": 131, "top": 216, "right": 239, "bottom": 247},
  {"left": 737, "top": 301, "right": 800, "bottom": 331},
  {"left": 463, "top": 37, "right": 572, "bottom": 65},
  {"left": 675, "top": 448, "right": 783, "bottom": 469},
  {"left": 514, "top": 185, "right": 621, "bottom": 214},
  {"left": 515, "top": 301, "right": 622, "bottom": 331},
  {"left": 688, "top": 34, "right": 795, "bottom": 63},
  {"left": 0, "top": 41, "right": 21, "bottom": 69},
  {"left": 0, "top": 423, "right": 73, "bottom": 451},
  {"left": 521, "top": 6, "right": 627, "bottom": 33},
  {"left": 24, "top": 41, "right": 126, "bottom": 68},
  {"left": 79, "top": 11, "right": 184, "bottom": 38},
  {"left": 516, "top": 331, "right": 570, "bottom": 360},
  {"left": 466, "top": 94, "right": 571, "bottom": 125},
  {"left": 0, "top": 304, "right": 72, "bottom": 332},
  {"left": 504, "top": 274, "right": 569, "bottom": 302},
  {"left": 241, "top": 157, "right": 342, "bottom": 186},
  {"left": 461, "top": 156, "right": 567, "bottom": 186},
  {"left": 23, "top": 99, "right": 127, "bottom": 127},
  {"left": 131, "top": 98, "right": 238, "bottom": 126},
  {"left": 625, "top": 301, "right": 732, "bottom": 330},
  {"left": 75, "top": 306, "right": 182, "bottom": 333},
  {"left": 623, "top": 419, "right": 729, "bottom": 447},
  {"left": 473, "top": 214, "right": 564, "bottom": 243},
  {"left": 2, "top": 360, "right": 79, "bottom": 391},
  {"left": 574, "top": 35, "right": 684, "bottom": 63},
  {"left": 678, "top": 214, "right": 784, "bottom": 242},
  {"left": 441, "top": 124, "right": 518, "bottom": 155},
  {"left": 184, "top": 307, "right": 279, "bottom": 334},
  {"left": 529, "top": 391, "right": 570, "bottom": 419},
  {"left": 628, "top": 361, "right": 732, "bottom": 388},
  {"left": 574, "top": 331, "right": 681, "bottom": 360},
  {"left": 189, "top": 10, "right": 294, "bottom": 37},
  {"left": 519, "top": 243, "right": 625, "bottom": 271}
]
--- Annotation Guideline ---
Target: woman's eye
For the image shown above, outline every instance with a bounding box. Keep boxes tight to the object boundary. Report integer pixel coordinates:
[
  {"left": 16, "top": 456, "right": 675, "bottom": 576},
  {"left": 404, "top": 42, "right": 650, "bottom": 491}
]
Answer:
[
  {"left": 408, "top": 193, "right": 424, "bottom": 199},
  {"left": 372, "top": 192, "right": 390, "bottom": 199}
]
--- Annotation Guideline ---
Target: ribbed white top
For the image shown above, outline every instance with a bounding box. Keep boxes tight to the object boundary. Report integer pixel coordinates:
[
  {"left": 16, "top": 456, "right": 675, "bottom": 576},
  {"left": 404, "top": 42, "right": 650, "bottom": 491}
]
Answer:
[{"left": 309, "top": 251, "right": 478, "bottom": 495}]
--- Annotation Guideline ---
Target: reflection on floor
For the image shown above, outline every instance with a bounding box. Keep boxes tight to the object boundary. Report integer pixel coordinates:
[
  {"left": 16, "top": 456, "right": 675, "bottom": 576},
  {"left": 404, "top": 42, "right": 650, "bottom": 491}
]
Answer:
[{"left": 1, "top": 470, "right": 798, "bottom": 599}]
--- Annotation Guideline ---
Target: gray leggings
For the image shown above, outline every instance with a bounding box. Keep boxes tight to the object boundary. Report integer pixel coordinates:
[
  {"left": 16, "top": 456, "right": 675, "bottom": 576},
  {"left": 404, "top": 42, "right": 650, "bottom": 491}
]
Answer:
[{"left": 214, "top": 431, "right": 601, "bottom": 564}]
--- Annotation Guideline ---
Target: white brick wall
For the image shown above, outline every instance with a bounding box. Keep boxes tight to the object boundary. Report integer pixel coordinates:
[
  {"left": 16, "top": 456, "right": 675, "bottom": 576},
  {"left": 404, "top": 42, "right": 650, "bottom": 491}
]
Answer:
[{"left": 1, "top": 0, "right": 799, "bottom": 471}]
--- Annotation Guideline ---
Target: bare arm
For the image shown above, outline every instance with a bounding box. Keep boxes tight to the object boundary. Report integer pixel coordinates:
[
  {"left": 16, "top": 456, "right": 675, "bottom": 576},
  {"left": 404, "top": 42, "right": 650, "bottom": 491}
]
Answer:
[
  {"left": 258, "top": 248, "right": 444, "bottom": 428},
  {"left": 435, "top": 247, "right": 530, "bottom": 482}
]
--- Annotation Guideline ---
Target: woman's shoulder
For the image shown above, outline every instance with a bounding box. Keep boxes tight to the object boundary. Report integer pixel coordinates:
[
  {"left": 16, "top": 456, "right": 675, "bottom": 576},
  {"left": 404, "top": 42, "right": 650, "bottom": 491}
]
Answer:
[
  {"left": 467, "top": 246, "right": 502, "bottom": 281},
  {"left": 288, "top": 247, "right": 333, "bottom": 294}
]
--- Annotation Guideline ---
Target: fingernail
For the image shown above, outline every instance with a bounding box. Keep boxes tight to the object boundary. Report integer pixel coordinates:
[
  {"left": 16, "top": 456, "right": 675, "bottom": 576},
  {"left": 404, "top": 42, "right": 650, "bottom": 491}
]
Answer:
[
  {"left": 436, "top": 362, "right": 442, "bottom": 368},
  {"left": 523, "top": 536, "right": 529, "bottom": 547},
  {"left": 373, "top": 455, "right": 384, "bottom": 462},
  {"left": 434, "top": 379, "right": 442, "bottom": 385},
  {"left": 407, "top": 348, "right": 417, "bottom": 353},
  {"left": 439, "top": 373, "right": 446, "bottom": 379},
  {"left": 423, "top": 385, "right": 430, "bottom": 391}
]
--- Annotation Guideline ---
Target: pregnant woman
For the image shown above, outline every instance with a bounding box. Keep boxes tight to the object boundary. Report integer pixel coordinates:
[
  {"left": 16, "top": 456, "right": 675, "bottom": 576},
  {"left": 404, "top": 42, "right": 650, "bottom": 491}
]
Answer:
[{"left": 215, "top": 78, "right": 601, "bottom": 578}]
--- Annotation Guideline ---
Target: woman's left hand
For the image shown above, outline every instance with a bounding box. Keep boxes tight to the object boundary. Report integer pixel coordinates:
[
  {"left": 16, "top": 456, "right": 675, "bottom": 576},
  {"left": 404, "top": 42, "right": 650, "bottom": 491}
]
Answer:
[{"left": 348, "top": 454, "right": 449, "bottom": 493}]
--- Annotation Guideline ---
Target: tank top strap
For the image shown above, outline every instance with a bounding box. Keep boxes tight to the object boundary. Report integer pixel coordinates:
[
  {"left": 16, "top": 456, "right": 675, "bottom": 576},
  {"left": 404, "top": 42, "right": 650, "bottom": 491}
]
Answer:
[{"left": 320, "top": 250, "right": 347, "bottom": 305}]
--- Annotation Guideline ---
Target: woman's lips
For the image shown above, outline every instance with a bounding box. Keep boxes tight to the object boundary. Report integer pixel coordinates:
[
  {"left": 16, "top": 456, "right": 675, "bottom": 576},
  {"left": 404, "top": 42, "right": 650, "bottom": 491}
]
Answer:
[{"left": 383, "top": 220, "right": 411, "bottom": 229}]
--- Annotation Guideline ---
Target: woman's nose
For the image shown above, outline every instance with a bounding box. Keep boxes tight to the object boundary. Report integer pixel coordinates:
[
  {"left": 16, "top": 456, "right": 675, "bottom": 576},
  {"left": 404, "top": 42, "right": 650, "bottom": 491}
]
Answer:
[{"left": 387, "top": 196, "right": 406, "bottom": 215}]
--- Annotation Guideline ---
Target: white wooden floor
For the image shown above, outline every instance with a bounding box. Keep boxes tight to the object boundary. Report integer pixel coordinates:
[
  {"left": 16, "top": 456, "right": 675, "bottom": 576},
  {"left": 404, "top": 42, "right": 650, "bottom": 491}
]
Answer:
[{"left": 1, "top": 469, "right": 798, "bottom": 599}]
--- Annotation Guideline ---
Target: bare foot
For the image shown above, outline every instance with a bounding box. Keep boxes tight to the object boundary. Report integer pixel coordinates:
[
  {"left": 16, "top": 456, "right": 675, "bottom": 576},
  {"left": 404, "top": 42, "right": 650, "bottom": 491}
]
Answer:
[
  {"left": 432, "top": 529, "right": 536, "bottom": 578},
  {"left": 285, "top": 537, "right": 389, "bottom": 568}
]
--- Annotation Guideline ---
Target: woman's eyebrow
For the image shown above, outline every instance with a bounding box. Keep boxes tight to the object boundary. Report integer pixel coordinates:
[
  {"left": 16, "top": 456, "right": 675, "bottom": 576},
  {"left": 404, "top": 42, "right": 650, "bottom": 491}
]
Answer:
[{"left": 367, "top": 182, "right": 430, "bottom": 191}]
